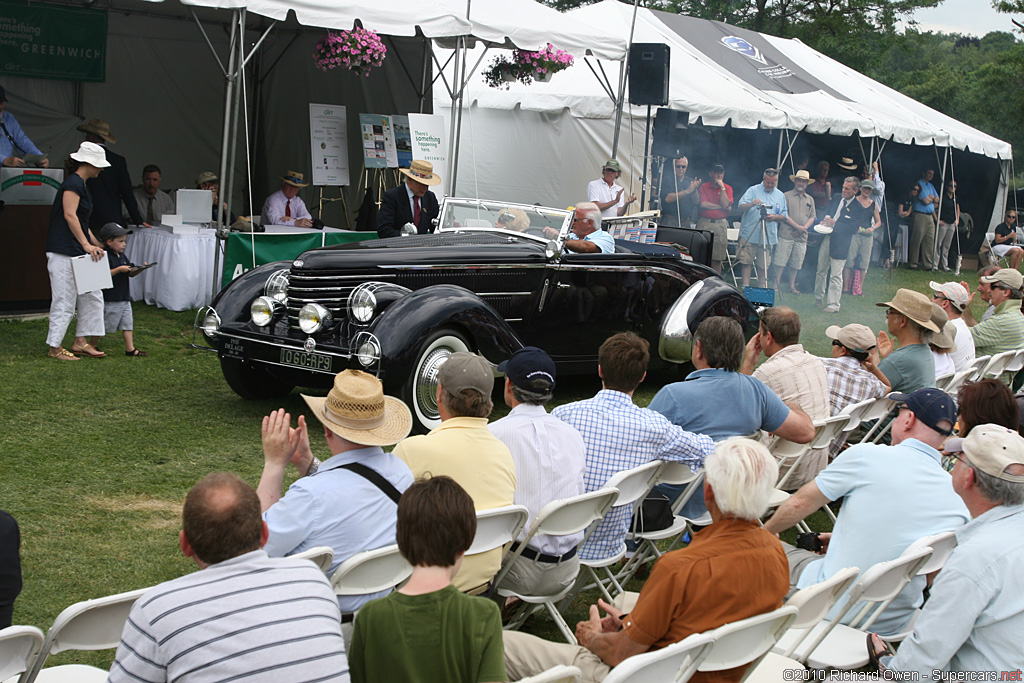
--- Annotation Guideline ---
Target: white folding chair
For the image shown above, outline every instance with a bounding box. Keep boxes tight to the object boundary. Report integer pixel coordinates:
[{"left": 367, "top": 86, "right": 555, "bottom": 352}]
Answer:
[
  {"left": 289, "top": 545, "right": 335, "bottom": 573},
  {"left": 772, "top": 415, "right": 849, "bottom": 492},
  {"left": 934, "top": 371, "right": 954, "bottom": 391},
  {"left": 0, "top": 625, "right": 44, "bottom": 683},
  {"left": 696, "top": 605, "right": 798, "bottom": 682},
  {"left": 778, "top": 547, "right": 932, "bottom": 670},
  {"left": 883, "top": 531, "right": 958, "bottom": 643},
  {"left": 829, "top": 398, "right": 879, "bottom": 460},
  {"left": 983, "top": 233, "right": 1009, "bottom": 268},
  {"left": 467, "top": 505, "right": 530, "bottom": 557},
  {"left": 980, "top": 349, "right": 1018, "bottom": 384},
  {"left": 575, "top": 461, "right": 663, "bottom": 604},
  {"left": 969, "top": 354, "right": 991, "bottom": 381},
  {"left": 603, "top": 631, "right": 715, "bottom": 683},
  {"left": 330, "top": 544, "right": 413, "bottom": 599},
  {"left": 748, "top": 568, "right": 860, "bottom": 680},
  {"left": 495, "top": 488, "right": 620, "bottom": 644},
  {"left": 517, "top": 665, "right": 583, "bottom": 683},
  {"left": 1007, "top": 348, "right": 1024, "bottom": 376},
  {"left": 22, "top": 587, "right": 148, "bottom": 683},
  {"left": 724, "top": 226, "right": 741, "bottom": 286},
  {"left": 858, "top": 396, "right": 899, "bottom": 445},
  {"left": 939, "top": 369, "right": 973, "bottom": 398}
]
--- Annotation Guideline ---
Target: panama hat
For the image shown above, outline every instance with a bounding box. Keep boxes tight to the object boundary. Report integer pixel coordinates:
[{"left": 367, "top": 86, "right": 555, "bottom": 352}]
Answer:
[
  {"left": 399, "top": 160, "right": 442, "bottom": 186},
  {"left": 876, "top": 288, "right": 940, "bottom": 332},
  {"left": 301, "top": 369, "right": 411, "bottom": 447},
  {"left": 76, "top": 118, "right": 117, "bottom": 144},
  {"left": 280, "top": 170, "right": 309, "bottom": 188},
  {"left": 789, "top": 169, "right": 811, "bottom": 183},
  {"left": 836, "top": 156, "right": 857, "bottom": 171}
]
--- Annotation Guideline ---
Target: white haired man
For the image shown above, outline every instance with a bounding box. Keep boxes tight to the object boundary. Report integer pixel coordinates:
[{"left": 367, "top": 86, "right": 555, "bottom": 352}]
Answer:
[
  {"left": 564, "top": 202, "right": 614, "bottom": 254},
  {"left": 502, "top": 438, "right": 789, "bottom": 683}
]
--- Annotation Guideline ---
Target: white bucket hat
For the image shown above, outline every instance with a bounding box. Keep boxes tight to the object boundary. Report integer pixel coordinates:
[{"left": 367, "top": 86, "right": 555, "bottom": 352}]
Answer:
[{"left": 70, "top": 141, "right": 110, "bottom": 168}]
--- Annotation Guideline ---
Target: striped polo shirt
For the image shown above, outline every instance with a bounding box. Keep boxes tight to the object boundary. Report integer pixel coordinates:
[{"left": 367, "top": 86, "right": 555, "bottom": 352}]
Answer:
[{"left": 108, "top": 550, "right": 349, "bottom": 683}]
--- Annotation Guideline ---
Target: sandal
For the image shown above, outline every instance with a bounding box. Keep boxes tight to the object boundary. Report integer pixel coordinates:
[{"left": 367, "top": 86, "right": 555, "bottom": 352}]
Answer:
[
  {"left": 789, "top": 287, "right": 801, "bottom": 295},
  {"left": 48, "top": 348, "right": 80, "bottom": 361},
  {"left": 125, "top": 348, "right": 149, "bottom": 357},
  {"left": 866, "top": 633, "right": 895, "bottom": 671},
  {"left": 70, "top": 342, "right": 106, "bottom": 358}
]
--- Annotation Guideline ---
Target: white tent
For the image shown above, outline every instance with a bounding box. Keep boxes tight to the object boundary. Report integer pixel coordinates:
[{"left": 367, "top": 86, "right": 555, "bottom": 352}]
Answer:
[{"left": 438, "top": 0, "right": 1010, "bottom": 231}]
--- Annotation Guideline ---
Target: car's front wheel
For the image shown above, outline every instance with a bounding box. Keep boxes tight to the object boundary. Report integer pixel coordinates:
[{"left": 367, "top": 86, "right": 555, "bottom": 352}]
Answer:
[
  {"left": 220, "top": 358, "right": 294, "bottom": 400},
  {"left": 401, "top": 329, "right": 470, "bottom": 434}
]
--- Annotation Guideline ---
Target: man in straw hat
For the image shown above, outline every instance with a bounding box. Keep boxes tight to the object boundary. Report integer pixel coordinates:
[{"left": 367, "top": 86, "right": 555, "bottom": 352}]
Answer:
[
  {"left": 262, "top": 170, "right": 313, "bottom": 228},
  {"left": 876, "top": 288, "right": 941, "bottom": 393},
  {"left": 394, "top": 352, "right": 516, "bottom": 595},
  {"left": 587, "top": 158, "right": 636, "bottom": 218},
  {"left": 377, "top": 159, "right": 442, "bottom": 238},
  {"left": 967, "top": 268, "right": 1024, "bottom": 384},
  {"left": 766, "top": 387, "right": 969, "bottom": 637},
  {"left": 78, "top": 118, "right": 149, "bottom": 229},
  {"left": 256, "top": 369, "right": 414, "bottom": 616},
  {"left": 870, "top": 424, "right": 1024, "bottom": 676},
  {"left": 929, "top": 281, "right": 975, "bottom": 372},
  {"left": 773, "top": 169, "right": 816, "bottom": 294}
]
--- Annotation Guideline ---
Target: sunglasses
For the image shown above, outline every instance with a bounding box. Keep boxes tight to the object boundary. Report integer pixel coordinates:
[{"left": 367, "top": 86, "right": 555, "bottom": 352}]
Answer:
[{"left": 764, "top": 168, "right": 779, "bottom": 176}]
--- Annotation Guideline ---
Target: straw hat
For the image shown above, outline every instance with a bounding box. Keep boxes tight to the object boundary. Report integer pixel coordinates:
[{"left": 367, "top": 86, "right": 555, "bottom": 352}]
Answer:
[
  {"left": 76, "top": 118, "right": 117, "bottom": 144},
  {"left": 836, "top": 156, "right": 857, "bottom": 171},
  {"left": 876, "top": 288, "right": 940, "bottom": 332},
  {"left": 280, "top": 170, "right": 309, "bottom": 188},
  {"left": 929, "top": 303, "right": 957, "bottom": 351},
  {"left": 70, "top": 141, "right": 111, "bottom": 169},
  {"left": 301, "top": 370, "right": 411, "bottom": 446},
  {"left": 399, "top": 160, "right": 442, "bottom": 186},
  {"left": 789, "top": 169, "right": 812, "bottom": 183}
]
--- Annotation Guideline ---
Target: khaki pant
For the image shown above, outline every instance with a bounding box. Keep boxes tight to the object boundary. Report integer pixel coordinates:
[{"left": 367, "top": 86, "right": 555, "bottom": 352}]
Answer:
[
  {"left": 697, "top": 217, "right": 730, "bottom": 262},
  {"left": 908, "top": 212, "right": 936, "bottom": 269},
  {"left": 847, "top": 233, "right": 873, "bottom": 271},
  {"left": 503, "top": 631, "right": 611, "bottom": 683},
  {"left": 814, "top": 237, "right": 846, "bottom": 309},
  {"left": 497, "top": 555, "right": 580, "bottom": 597}
]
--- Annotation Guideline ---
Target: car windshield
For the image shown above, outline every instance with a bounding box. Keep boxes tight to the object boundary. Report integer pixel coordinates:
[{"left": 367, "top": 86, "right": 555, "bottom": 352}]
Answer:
[{"left": 436, "top": 198, "right": 573, "bottom": 244}]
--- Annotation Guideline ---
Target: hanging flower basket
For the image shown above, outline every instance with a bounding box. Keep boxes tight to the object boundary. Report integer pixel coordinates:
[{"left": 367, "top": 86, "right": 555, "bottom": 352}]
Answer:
[
  {"left": 313, "top": 27, "right": 387, "bottom": 77},
  {"left": 482, "top": 43, "right": 573, "bottom": 90}
]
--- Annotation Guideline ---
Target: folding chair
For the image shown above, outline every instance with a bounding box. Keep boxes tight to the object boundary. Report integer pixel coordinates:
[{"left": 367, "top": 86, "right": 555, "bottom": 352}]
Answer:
[
  {"left": 696, "top": 605, "right": 798, "bottom": 682},
  {"left": 980, "top": 349, "right": 1019, "bottom": 384},
  {"left": 330, "top": 544, "right": 413, "bottom": 601},
  {"left": 0, "top": 625, "right": 44, "bottom": 682},
  {"left": 22, "top": 587, "right": 148, "bottom": 683},
  {"left": 517, "top": 665, "right": 583, "bottom": 683},
  {"left": 884, "top": 531, "right": 958, "bottom": 643},
  {"left": 857, "top": 396, "right": 898, "bottom": 445},
  {"left": 829, "top": 397, "right": 879, "bottom": 459},
  {"left": 573, "top": 461, "right": 663, "bottom": 604},
  {"left": 772, "top": 415, "right": 850, "bottom": 492},
  {"left": 938, "top": 369, "right": 973, "bottom": 397},
  {"left": 468, "top": 505, "right": 530, "bottom": 557},
  {"left": 289, "top": 545, "right": 335, "bottom": 573},
  {"left": 982, "top": 233, "right": 1010, "bottom": 268},
  {"left": 724, "top": 226, "right": 741, "bottom": 286},
  {"left": 494, "top": 488, "right": 619, "bottom": 644},
  {"left": 603, "top": 631, "right": 715, "bottom": 683},
  {"left": 777, "top": 546, "right": 932, "bottom": 670},
  {"left": 748, "top": 568, "right": 860, "bottom": 680},
  {"left": 968, "top": 355, "right": 991, "bottom": 382}
]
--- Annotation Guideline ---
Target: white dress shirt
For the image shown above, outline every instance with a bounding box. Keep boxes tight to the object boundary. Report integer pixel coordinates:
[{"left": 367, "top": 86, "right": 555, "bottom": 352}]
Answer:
[{"left": 262, "top": 189, "right": 312, "bottom": 226}]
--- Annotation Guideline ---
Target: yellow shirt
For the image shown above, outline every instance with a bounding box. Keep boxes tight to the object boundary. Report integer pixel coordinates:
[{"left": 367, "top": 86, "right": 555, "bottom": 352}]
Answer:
[{"left": 394, "top": 417, "right": 517, "bottom": 591}]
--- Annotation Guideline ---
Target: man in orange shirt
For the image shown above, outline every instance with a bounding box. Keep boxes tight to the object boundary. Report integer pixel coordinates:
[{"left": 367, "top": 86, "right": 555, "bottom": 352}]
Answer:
[{"left": 501, "top": 438, "right": 789, "bottom": 683}]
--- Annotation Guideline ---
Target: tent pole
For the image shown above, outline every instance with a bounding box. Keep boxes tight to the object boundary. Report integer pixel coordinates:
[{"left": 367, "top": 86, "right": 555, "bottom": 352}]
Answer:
[
  {"left": 775, "top": 130, "right": 783, "bottom": 169},
  {"left": 212, "top": 9, "right": 240, "bottom": 298},
  {"left": 223, "top": 9, "right": 247, "bottom": 229},
  {"left": 612, "top": 0, "right": 641, "bottom": 157},
  {"left": 446, "top": 38, "right": 462, "bottom": 194},
  {"left": 934, "top": 145, "right": 948, "bottom": 270},
  {"left": 420, "top": 38, "right": 431, "bottom": 114}
]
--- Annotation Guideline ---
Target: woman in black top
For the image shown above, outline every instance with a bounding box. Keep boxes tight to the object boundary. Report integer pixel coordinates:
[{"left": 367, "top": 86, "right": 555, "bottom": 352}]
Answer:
[{"left": 44, "top": 141, "right": 110, "bottom": 360}]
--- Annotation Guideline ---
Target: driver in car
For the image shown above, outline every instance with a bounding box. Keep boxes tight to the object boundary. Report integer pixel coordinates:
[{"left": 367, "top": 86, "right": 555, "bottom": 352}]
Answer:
[{"left": 545, "top": 202, "right": 614, "bottom": 254}]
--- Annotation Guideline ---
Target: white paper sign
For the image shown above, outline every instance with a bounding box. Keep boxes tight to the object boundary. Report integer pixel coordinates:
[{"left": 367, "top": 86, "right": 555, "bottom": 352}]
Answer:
[
  {"left": 309, "top": 104, "right": 350, "bottom": 186},
  {"left": 71, "top": 253, "right": 113, "bottom": 295},
  {"left": 408, "top": 114, "right": 448, "bottom": 198}
]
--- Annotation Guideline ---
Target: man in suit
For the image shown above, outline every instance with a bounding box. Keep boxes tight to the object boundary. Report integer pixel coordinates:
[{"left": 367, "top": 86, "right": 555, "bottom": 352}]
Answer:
[
  {"left": 77, "top": 119, "right": 149, "bottom": 229},
  {"left": 376, "top": 160, "right": 441, "bottom": 238},
  {"left": 814, "top": 176, "right": 864, "bottom": 313}
]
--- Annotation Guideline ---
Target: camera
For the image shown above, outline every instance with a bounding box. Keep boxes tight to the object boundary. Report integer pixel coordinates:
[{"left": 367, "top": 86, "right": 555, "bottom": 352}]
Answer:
[
  {"left": 757, "top": 204, "right": 768, "bottom": 219},
  {"left": 796, "top": 532, "right": 822, "bottom": 552}
]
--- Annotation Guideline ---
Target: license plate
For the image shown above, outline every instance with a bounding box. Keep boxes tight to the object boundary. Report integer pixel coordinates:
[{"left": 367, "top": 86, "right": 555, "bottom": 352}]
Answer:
[{"left": 280, "top": 348, "right": 333, "bottom": 371}]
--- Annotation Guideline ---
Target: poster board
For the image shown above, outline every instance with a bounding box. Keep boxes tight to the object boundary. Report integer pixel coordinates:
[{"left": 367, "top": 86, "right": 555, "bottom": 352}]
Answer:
[
  {"left": 359, "top": 114, "right": 398, "bottom": 169},
  {"left": 408, "top": 114, "right": 448, "bottom": 198},
  {"left": 309, "top": 104, "right": 350, "bottom": 186}
]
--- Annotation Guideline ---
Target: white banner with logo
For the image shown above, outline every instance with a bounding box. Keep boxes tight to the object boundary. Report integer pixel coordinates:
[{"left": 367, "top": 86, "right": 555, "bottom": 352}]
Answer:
[{"left": 408, "top": 114, "right": 448, "bottom": 198}]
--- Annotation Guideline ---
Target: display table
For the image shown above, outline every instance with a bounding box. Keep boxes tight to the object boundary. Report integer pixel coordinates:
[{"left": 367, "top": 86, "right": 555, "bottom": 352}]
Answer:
[
  {"left": 222, "top": 226, "right": 375, "bottom": 288},
  {"left": 125, "top": 227, "right": 218, "bottom": 311},
  {"left": 0, "top": 168, "right": 63, "bottom": 314}
]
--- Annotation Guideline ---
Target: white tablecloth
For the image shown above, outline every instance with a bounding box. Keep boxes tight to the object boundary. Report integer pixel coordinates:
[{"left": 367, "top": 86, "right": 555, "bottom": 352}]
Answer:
[{"left": 125, "top": 227, "right": 219, "bottom": 311}]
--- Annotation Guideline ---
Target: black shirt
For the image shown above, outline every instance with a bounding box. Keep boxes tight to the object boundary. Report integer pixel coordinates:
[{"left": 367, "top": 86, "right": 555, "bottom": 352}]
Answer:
[
  {"left": 938, "top": 197, "right": 958, "bottom": 224},
  {"left": 46, "top": 173, "right": 92, "bottom": 256},
  {"left": 829, "top": 197, "right": 874, "bottom": 259},
  {"left": 104, "top": 249, "right": 131, "bottom": 302}
]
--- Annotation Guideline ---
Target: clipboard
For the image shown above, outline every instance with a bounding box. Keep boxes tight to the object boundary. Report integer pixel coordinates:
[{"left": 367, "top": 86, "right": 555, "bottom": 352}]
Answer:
[
  {"left": 71, "top": 254, "right": 113, "bottom": 295},
  {"left": 128, "top": 262, "right": 157, "bottom": 278}
]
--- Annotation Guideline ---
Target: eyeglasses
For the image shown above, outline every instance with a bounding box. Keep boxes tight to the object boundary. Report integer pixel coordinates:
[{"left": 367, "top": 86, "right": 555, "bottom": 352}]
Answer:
[
  {"left": 675, "top": 164, "right": 688, "bottom": 169},
  {"left": 932, "top": 294, "right": 951, "bottom": 303},
  {"left": 886, "top": 308, "right": 903, "bottom": 317},
  {"left": 912, "top": 188, "right": 921, "bottom": 192}
]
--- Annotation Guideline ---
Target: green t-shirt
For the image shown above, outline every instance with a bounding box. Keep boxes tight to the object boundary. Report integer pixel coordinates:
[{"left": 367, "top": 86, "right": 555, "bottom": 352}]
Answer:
[
  {"left": 878, "top": 342, "right": 936, "bottom": 393},
  {"left": 349, "top": 584, "right": 506, "bottom": 683}
]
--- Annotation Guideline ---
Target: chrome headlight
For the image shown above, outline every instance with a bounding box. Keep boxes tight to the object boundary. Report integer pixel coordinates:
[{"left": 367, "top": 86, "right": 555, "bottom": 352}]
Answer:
[
  {"left": 298, "top": 303, "right": 332, "bottom": 334},
  {"left": 264, "top": 269, "right": 290, "bottom": 302},
  {"left": 349, "top": 287, "right": 376, "bottom": 323},
  {"left": 250, "top": 296, "right": 282, "bottom": 327},
  {"left": 356, "top": 339, "right": 381, "bottom": 367},
  {"left": 201, "top": 309, "right": 221, "bottom": 338}
]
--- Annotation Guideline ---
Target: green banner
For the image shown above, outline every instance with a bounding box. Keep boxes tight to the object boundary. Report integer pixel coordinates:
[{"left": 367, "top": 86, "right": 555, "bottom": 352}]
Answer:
[
  {"left": 0, "top": 2, "right": 107, "bottom": 82},
  {"left": 223, "top": 232, "right": 375, "bottom": 288}
]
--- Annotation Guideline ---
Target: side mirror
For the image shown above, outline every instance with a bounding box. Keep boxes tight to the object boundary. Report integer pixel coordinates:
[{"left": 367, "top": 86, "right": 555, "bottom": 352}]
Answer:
[{"left": 400, "top": 223, "right": 417, "bottom": 236}]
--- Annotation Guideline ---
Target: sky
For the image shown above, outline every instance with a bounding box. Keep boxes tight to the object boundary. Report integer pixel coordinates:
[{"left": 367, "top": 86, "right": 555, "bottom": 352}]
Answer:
[{"left": 909, "top": 0, "right": 1016, "bottom": 36}]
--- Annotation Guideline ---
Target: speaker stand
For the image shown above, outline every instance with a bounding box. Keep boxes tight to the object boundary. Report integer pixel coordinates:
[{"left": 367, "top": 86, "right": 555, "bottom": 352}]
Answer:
[{"left": 640, "top": 105, "right": 652, "bottom": 211}]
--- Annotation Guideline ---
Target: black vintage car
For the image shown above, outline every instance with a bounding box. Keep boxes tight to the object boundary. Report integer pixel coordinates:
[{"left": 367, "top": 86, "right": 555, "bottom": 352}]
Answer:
[{"left": 194, "top": 199, "right": 758, "bottom": 432}]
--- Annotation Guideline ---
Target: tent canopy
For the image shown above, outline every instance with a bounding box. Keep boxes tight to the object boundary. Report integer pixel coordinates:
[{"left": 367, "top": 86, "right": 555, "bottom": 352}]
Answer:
[{"left": 453, "top": 0, "right": 1009, "bottom": 160}]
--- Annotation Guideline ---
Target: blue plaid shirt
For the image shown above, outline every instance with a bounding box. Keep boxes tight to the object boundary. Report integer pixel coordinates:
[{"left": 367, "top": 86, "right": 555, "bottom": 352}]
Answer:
[{"left": 552, "top": 389, "right": 714, "bottom": 560}]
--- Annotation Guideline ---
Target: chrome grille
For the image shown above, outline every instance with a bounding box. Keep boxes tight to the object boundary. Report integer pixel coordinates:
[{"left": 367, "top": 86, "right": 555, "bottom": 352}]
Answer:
[{"left": 285, "top": 273, "right": 359, "bottom": 329}]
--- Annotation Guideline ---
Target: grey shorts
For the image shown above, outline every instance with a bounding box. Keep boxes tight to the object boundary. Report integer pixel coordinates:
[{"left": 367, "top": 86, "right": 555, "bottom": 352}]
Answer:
[
  {"left": 104, "top": 300, "right": 133, "bottom": 332},
  {"left": 774, "top": 238, "right": 807, "bottom": 269}
]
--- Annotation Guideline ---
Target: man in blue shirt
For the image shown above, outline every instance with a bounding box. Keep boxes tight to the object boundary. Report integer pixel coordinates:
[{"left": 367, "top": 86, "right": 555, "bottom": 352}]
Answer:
[
  {"left": 0, "top": 86, "right": 47, "bottom": 168},
  {"left": 908, "top": 167, "right": 939, "bottom": 270},
  {"left": 564, "top": 202, "right": 615, "bottom": 254},
  {"left": 737, "top": 168, "right": 788, "bottom": 288}
]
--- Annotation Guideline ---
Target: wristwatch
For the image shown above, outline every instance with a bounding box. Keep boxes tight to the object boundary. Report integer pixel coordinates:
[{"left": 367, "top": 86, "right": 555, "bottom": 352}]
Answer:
[{"left": 306, "top": 457, "right": 321, "bottom": 476}]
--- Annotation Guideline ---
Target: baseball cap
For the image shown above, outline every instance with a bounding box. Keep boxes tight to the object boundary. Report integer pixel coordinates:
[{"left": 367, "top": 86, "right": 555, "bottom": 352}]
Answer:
[
  {"left": 980, "top": 268, "right": 1024, "bottom": 291},
  {"left": 602, "top": 159, "right": 622, "bottom": 172},
  {"left": 710, "top": 164, "right": 725, "bottom": 174},
  {"left": 889, "top": 388, "right": 956, "bottom": 437},
  {"left": 196, "top": 171, "right": 218, "bottom": 185},
  {"left": 97, "top": 222, "right": 133, "bottom": 242},
  {"left": 438, "top": 352, "right": 493, "bottom": 396},
  {"left": 498, "top": 346, "right": 556, "bottom": 392},
  {"left": 825, "top": 324, "right": 876, "bottom": 354},
  {"left": 929, "top": 281, "right": 968, "bottom": 311},
  {"left": 945, "top": 424, "right": 1024, "bottom": 483},
  {"left": 860, "top": 179, "right": 875, "bottom": 190}
]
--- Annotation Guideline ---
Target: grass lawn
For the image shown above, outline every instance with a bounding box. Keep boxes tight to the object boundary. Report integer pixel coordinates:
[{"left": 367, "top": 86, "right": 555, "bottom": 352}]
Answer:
[{"left": 0, "top": 263, "right": 984, "bottom": 668}]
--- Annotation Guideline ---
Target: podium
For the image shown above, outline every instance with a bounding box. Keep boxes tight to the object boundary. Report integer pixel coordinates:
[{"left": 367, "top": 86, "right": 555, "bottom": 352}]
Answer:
[{"left": 0, "top": 168, "right": 63, "bottom": 314}]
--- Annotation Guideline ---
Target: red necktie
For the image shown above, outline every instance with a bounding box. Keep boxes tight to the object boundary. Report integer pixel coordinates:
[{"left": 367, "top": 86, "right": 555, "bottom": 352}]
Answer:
[
  {"left": 285, "top": 199, "right": 291, "bottom": 218},
  {"left": 413, "top": 196, "right": 421, "bottom": 227}
]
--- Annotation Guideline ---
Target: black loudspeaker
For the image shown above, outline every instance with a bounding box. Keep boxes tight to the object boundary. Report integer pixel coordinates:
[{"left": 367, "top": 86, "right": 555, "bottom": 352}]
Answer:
[
  {"left": 652, "top": 107, "right": 688, "bottom": 159},
  {"left": 628, "top": 43, "right": 670, "bottom": 106}
]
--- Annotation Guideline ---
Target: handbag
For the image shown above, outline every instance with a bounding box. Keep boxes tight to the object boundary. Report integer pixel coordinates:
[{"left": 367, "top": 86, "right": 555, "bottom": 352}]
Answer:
[{"left": 630, "top": 491, "right": 674, "bottom": 533}]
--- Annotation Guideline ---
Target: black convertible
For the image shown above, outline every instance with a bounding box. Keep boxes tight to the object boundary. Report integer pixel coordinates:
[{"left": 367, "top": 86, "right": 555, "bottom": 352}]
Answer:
[{"left": 195, "top": 199, "right": 758, "bottom": 432}]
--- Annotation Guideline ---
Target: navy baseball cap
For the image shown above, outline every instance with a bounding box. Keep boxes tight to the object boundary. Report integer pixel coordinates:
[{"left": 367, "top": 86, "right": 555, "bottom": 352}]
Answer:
[
  {"left": 889, "top": 388, "right": 956, "bottom": 436},
  {"left": 498, "top": 346, "right": 556, "bottom": 392},
  {"left": 97, "top": 222, "right": 132, "bottom": 242}
]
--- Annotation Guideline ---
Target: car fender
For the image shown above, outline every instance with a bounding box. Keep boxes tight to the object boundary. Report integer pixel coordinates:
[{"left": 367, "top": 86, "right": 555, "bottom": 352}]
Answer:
[
  {"left": 369, "top": 284, "right": 522, "bottom": 382},
  {"left": 210, "top": 261, "right": 290, "bottom": 324},
  {"left": 659, "top": 277, "right": 759, "bottom": 363}
]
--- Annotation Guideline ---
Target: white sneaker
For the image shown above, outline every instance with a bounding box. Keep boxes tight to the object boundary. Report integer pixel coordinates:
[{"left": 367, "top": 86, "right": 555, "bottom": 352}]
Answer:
[{"left": 824, "top": 305, "right": 840, "bottom": 313}]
